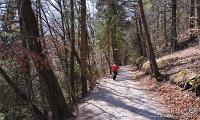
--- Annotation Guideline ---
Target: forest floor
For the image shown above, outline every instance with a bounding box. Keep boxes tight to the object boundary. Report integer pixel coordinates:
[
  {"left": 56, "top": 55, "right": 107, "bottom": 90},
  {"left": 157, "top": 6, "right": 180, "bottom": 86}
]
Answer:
[
  {"left": 140, "top": 46, "right": 200, "bottom": 120},
  {"left": 76, "top": 66, "right": 174, "bottom": 120}
]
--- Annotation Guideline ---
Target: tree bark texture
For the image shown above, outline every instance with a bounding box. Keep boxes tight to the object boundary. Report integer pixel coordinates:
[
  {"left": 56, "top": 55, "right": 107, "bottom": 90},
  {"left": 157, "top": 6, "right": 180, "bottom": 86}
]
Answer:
[
  {"left": 70, "top": 0, "right": 75, "bottom": 95},
  {"left": 81, "top": 0, "right": 88, "bottom": 97}
]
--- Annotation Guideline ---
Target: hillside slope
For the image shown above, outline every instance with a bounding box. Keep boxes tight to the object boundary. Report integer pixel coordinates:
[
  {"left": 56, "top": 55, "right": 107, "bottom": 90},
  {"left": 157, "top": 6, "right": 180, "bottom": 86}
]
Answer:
[{"left": 140, "top": 46, "right": 200, "bottom": 119}]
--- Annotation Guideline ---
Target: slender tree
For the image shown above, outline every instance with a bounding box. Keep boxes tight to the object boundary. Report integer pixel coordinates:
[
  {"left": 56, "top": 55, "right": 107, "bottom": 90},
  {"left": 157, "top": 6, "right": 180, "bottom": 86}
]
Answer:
[
  {"left": 190, "top": 0, "right": 195, "bottom": 41},
  {"left": 138, "top": 0, "right": 160, "bottom": 79},
  {"left": 163, "top": 0, "right": 168, "bottom": 46},
  {"left": 37, "top": 0, "right": 44, "bottom": 37},
  {"left": 70, "top": 0, "right": 75, "bottom": 94},
  {"left": 171, "top": 0, "right": 177, "bottom": 52},
  {"left": 135, "top": 17, "right": 144, "bottom": 56},
  {"left": 81, "top": 0, "right": 88, "bottom": 97},
  {"left": 137, "top": 11, "right": 146, "bottom": 57},
  {"left": 36, "top": 0, "right": 50, "bottom": 115},
  {"left": 197, "top": 0, "right": 200, "bottom": 28}
]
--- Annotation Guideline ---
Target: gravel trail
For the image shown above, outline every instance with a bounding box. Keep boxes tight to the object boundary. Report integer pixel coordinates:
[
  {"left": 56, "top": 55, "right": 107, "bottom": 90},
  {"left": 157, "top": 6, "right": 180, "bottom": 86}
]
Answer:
[{"left": 76, "top": 66, "right": 172, "bottom": 120}]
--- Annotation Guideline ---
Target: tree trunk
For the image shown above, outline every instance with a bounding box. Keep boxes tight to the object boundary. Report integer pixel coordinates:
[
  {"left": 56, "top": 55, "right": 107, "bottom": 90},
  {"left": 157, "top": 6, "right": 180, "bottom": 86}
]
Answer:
[
  {"left": 70, "top": 0, "right": 75, "bottom": 94},
  {"left": 197, "top": 0, "right": 200, "bottom": 28},
  {"left": 37, "top": 0, "right": 44, "bottom": 37},
  {"left": 190, "top": 0, "right": 195, "bottom": 41},
  {"left": 137, "top": 13, "right": 146, "bottom": 57},
  {"left": 163, "top": 0, "right": 168, "bottom": 46},
  {"left": 104, "top": 51, "right": 112, "bottom": 73},
  {"left": 135, "top": 17, "right": 144, "bottom": 56},
  {"left": 138, "top": 0, "right": 160, "bottom": 79},
  {"left": 19, "top": 0, "right": 74, "bottom": 119},
  {"left": 18, "top": 0, "right": 37, "bottom": 118},
  {"left": 22, "top": 40, "right": 36, "bottom": 120},
  {"left": 81, "top": 0, "right": 88, "bottom": 97},
  {"left": 106, "top": 25, "right": 112, "bottom": 74},
  {"left": 171, "top": 0, "right": 177, "bottom": 52}
]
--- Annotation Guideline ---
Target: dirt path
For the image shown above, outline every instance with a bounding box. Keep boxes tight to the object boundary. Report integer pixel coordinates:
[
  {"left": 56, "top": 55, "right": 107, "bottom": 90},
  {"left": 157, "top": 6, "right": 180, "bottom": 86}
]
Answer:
[{"left": 76, "top": 66, "right": 172, "bottom": 120}]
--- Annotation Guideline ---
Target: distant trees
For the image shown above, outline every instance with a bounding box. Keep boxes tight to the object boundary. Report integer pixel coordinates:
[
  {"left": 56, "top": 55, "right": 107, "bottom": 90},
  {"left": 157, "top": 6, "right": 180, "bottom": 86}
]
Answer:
[
  {"left": 95, "top": 0, "right": 130, "bottom": 67},
  {"left": 141, "top": 0, "right": 199, "bottom": 52}
]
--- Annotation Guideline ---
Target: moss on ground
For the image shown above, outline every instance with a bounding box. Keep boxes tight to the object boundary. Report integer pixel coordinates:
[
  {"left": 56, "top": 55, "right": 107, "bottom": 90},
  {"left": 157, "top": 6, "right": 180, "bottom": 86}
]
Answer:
[
  {"left": 141, "top": 62, "right": 151, "bottom": 74},
  {"left": 170, "top": 70, "right": 189, "bottom": 85},
  {"left": 185, "top": 74, "right": 200, "bottom": 93},
  {"left": 0, "top": 113, "right": 5, "bottom": 120}
]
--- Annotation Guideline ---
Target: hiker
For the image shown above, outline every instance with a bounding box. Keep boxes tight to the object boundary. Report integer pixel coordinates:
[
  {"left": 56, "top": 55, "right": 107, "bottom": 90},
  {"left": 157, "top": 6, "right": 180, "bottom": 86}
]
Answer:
[{"left": 112, "top": 62, "right": 120, "bottom": 80}]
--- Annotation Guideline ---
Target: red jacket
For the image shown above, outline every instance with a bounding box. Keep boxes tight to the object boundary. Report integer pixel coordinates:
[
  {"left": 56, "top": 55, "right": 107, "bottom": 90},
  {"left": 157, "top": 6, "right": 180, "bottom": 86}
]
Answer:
[{"left": 112, "top": 64, "right": 119, "bottom": 72}]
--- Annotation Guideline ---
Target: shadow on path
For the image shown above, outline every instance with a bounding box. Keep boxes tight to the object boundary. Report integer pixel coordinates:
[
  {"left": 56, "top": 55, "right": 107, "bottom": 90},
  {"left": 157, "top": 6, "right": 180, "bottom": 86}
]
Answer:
[
  {"left": 87, "top": 87, "right": 173, "bottom": 120},
  {"left": 77, "top": 66, "right": 176, "bottom": 120}
]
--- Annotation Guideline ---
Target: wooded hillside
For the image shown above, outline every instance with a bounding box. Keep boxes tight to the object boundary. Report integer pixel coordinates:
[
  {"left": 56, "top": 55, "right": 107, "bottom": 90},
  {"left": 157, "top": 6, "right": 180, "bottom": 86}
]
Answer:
[{"left": 0, "top": 0, "right": 199, "bottom": 120}]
